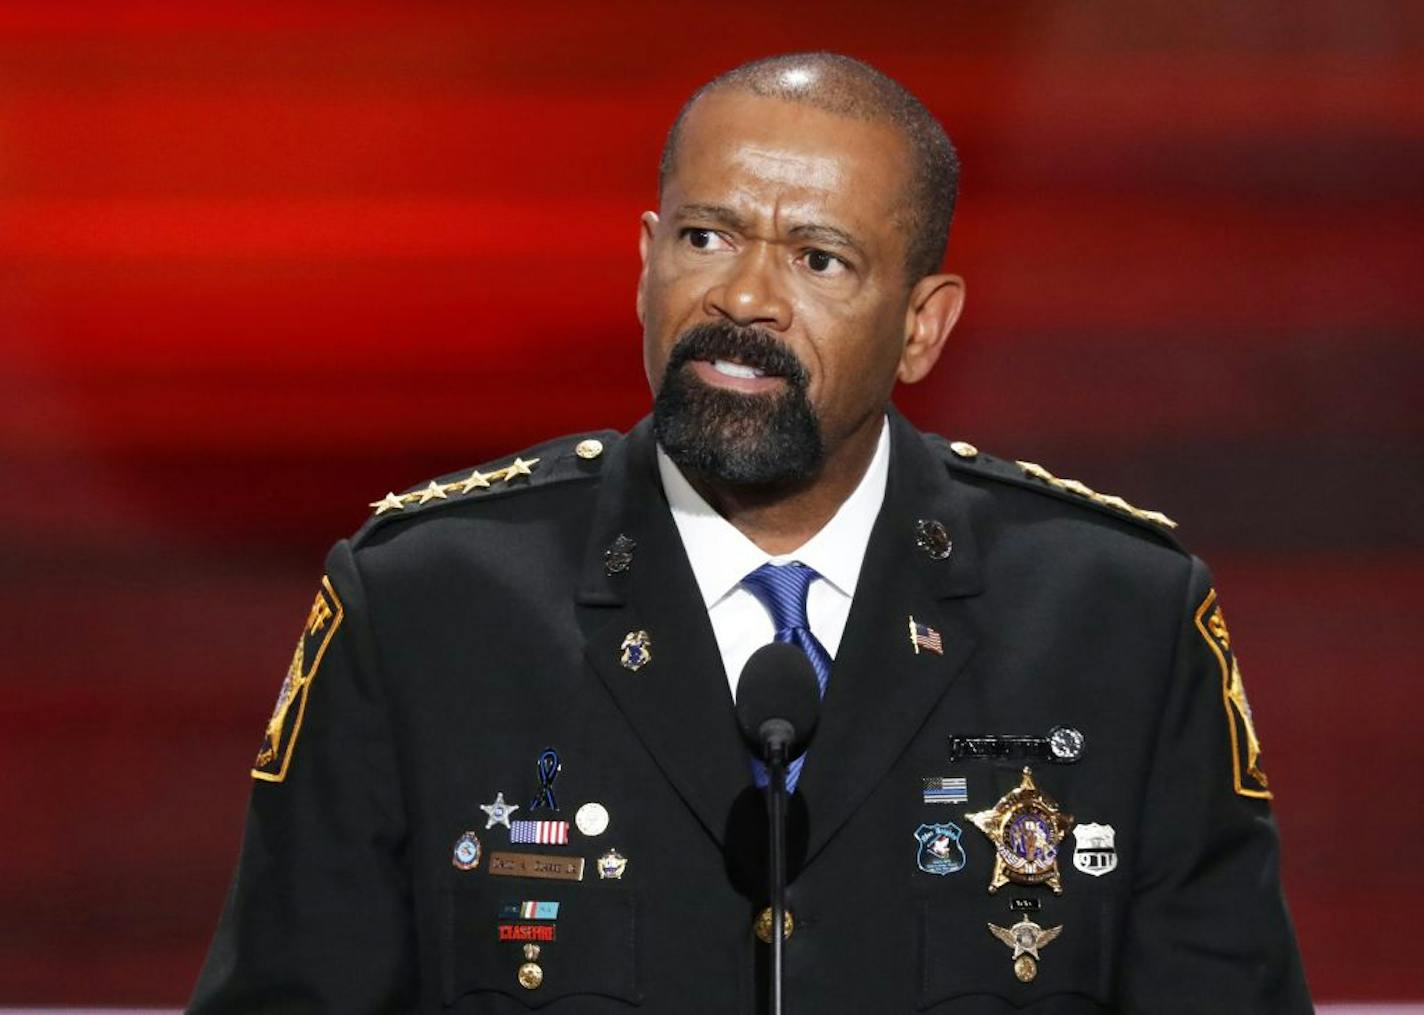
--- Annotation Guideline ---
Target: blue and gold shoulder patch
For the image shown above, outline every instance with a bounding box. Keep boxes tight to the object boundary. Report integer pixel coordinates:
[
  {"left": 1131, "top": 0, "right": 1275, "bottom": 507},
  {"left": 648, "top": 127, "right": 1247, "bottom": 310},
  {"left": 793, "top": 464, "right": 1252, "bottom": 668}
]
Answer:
[
  {"left": 253, "top": 575, "right": 343, "bottom": 783},
  {"left": 1194, "top": 588, "right": 1271, "bottom": 799}
]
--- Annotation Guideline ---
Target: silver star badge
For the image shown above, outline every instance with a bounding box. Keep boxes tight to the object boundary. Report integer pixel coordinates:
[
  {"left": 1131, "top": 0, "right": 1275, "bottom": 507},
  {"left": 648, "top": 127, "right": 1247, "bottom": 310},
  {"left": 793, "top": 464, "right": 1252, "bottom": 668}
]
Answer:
[{"left": 479, "top": 791, "right": 519, "bottom": 829}]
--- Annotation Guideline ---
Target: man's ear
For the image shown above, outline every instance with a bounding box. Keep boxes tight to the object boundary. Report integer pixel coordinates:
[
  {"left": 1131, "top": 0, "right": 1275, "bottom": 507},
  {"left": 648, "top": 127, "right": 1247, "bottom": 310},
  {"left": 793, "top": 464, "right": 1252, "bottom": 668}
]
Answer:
[
  {"left": 636, "top": 212, "right": 658, "bottom": 325},
  {"left": 898, "top": 273, "right": 965, "bottom": 384}
]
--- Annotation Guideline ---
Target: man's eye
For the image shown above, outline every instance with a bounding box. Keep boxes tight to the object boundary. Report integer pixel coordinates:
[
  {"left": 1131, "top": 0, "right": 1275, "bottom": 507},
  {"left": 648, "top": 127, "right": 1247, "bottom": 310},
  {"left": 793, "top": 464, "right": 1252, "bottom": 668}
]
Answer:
[
  {"left": 681, "top": 228, "right": 728, "bottom": 251},
  {"left": 803, "top": 249, "right": 848, "bottom": 276}
]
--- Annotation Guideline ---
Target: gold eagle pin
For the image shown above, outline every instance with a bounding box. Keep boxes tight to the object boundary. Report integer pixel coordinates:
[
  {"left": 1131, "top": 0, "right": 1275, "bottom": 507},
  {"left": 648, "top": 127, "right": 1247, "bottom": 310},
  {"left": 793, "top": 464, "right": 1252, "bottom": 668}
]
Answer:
[
  {"left": 966, "top": 767, "right": 1075, "bottom": 894},
  {"left": 988, "top": 915, "right": 1063, "bottom": 982}
]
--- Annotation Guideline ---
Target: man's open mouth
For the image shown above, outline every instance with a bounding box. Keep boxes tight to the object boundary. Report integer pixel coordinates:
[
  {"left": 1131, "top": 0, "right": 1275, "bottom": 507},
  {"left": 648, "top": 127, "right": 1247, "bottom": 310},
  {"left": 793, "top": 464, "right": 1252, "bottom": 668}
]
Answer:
[{"left": 707, "top": 358, "right": 770, "bottom": 380}]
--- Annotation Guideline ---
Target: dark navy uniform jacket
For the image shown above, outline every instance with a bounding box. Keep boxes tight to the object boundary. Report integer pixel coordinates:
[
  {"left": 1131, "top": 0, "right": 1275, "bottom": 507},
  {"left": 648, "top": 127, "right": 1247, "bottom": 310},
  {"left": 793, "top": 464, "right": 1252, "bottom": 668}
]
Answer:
[{"left": 190, "top": 409, "right": 1311, "bottom": 1013}]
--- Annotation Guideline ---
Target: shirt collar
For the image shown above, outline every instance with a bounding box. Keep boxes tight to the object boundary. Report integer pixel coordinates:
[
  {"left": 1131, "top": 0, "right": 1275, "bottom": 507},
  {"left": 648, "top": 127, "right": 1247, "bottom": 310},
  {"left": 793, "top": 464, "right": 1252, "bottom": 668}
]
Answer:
[{"left": 656, "top": 416, "right": 890, "bottom": 608}]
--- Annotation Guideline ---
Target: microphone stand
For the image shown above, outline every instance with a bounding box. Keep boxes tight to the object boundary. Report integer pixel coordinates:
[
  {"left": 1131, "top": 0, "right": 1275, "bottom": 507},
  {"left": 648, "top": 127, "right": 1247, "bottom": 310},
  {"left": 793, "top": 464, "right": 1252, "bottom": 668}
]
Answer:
[{"left": 766, "top": 738, "right": 789, "bottom": 1015}]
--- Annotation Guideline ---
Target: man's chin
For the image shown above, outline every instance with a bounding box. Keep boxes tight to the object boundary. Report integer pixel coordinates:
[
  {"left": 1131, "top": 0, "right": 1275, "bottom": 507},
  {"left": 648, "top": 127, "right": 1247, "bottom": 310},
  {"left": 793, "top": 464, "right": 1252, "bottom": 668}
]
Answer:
[{"left": 652, "top": 373, "right": 824, "bottom": 487}]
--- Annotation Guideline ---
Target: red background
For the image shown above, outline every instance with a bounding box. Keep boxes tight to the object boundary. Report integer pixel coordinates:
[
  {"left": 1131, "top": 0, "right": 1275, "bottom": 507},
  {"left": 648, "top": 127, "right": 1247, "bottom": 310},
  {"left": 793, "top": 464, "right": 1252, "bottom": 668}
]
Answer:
[{"left": 2, "top": 1, "right": 1420, "bottom": 1004}]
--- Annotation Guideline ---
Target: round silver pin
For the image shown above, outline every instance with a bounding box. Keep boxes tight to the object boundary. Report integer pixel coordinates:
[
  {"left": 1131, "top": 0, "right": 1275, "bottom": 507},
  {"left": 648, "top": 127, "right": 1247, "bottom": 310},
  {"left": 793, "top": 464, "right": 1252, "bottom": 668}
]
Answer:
[
  {"left": 575, "top": 802, "right": 610, "bottom": 837},
  {"left": 1048, "top": 725, "right": 1085, "bottom": 762}
]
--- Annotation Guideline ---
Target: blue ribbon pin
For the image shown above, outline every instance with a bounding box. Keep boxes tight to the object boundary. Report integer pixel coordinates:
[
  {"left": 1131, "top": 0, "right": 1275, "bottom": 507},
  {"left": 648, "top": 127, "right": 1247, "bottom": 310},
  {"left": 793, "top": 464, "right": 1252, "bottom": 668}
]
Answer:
[{"left": 530, "top": 747, "right": 561, "bottom": 810}]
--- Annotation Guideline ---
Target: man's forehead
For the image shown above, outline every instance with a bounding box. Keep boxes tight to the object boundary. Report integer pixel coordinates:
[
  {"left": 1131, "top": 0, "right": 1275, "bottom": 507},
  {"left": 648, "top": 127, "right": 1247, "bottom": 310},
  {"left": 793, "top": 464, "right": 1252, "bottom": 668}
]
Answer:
[{"left": 666, "top": 91, "right": 911, "bottom": 220}]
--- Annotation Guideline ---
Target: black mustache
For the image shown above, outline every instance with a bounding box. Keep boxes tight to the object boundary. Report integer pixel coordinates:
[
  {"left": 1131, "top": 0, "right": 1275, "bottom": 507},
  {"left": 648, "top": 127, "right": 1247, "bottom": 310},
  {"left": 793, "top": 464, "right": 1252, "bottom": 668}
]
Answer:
[{"left": 665, "top": 321, "right": 810, "bottom": 389}]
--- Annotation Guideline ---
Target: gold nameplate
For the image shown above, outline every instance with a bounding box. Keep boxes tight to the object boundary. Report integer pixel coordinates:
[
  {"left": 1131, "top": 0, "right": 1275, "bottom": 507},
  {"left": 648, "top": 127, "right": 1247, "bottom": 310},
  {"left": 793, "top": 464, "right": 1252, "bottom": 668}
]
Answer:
[{"left": 487, "top": 851, "right": 585, "bottom": 882}]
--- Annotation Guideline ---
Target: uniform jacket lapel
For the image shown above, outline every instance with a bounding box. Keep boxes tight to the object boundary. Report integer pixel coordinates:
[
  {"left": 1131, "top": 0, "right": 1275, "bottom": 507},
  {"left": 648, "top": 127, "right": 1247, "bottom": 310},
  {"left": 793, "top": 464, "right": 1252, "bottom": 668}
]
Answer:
[
  {"left": 573, "top": 418, "right": 751, "bottom": 849},
  {"left": 573, "top": 411, "right": 984, "bottom": 863},
  {"left": 796, "top": 409, "right": 983, "bottom": 864}
]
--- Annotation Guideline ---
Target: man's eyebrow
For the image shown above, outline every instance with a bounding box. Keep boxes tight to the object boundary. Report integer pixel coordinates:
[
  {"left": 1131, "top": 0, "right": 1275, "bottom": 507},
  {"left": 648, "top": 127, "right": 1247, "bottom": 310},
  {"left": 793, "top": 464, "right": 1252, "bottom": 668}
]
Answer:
[
  {"left": 673, "top": 203, "right": 746, "bottom": 230},
  {"left": 673, "top": 205, "right": 867, "bottom": 261},
  {"left": 787, "top": 222, "right": 865, "bottom": 259}
]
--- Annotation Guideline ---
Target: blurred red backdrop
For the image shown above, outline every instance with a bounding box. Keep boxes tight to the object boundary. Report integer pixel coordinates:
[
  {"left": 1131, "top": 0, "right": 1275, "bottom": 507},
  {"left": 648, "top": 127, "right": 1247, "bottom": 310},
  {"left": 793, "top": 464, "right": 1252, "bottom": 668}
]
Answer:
[{"left": 1, "top": 1, "right": 1421, "bottom": 1005}]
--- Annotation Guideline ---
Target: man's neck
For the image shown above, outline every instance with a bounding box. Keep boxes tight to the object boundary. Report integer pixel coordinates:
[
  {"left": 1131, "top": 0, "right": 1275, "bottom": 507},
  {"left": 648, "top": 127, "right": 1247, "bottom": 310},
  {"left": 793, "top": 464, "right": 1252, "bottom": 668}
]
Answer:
[{"left": 684, "top": 416, "right": 885, "bottom": 556}]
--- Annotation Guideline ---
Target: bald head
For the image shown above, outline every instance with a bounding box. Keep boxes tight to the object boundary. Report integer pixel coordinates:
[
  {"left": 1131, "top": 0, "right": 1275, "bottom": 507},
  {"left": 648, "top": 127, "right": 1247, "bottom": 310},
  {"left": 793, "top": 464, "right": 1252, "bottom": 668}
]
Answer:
[{"left": 659, "top": 52, "right": 960, "bottom": 282}]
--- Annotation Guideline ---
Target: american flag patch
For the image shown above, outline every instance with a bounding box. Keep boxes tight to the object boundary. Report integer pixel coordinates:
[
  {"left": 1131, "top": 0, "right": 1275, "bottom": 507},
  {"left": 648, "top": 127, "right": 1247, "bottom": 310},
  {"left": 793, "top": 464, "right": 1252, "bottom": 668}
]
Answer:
[
  {"left": 908, "top": 616, "right": 944, "bottom": 655},
  {"left": 923, "top": 777, "right": 968, "bottom": 804},
  {"left": 510, "top": 820, "right": 569, "bottom": 845}
]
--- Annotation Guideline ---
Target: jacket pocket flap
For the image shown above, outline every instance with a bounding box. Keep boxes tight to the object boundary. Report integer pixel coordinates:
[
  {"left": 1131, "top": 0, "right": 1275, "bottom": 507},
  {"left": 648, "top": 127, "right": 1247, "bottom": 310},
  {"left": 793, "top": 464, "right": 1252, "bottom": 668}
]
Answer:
[
  {"left": 443, "top": 882, "right": 641, "bottom": 1008},
  {"left": 918, "top": 897, "right": 1116, "bottom": 1009}
]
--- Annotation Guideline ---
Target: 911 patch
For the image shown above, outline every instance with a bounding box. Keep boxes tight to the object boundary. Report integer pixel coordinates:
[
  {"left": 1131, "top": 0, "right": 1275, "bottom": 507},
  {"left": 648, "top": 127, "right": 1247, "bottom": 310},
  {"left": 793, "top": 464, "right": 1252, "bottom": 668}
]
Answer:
[
  {"left": 252, "top": 575, "right": 344, "bottom": 783},
  {"left": 1193, "top": 588, "right": 1271, "bottom": 799}
]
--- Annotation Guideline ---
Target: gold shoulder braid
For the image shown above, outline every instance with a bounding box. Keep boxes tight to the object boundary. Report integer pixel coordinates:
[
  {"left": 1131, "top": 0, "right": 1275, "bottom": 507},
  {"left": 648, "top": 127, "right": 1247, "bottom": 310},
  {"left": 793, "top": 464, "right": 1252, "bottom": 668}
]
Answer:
[
  {"left": 1015, "top": 461, "right": 1177, "bottom": 530},
  {"left": 367, "top": 456, "right": 540, "bottom": 516}
]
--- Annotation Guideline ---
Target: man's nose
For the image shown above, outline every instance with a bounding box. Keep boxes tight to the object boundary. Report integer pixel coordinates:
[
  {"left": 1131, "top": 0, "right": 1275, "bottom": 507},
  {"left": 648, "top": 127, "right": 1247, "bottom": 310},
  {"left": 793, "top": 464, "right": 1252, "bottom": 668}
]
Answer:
[{"left": 704, "top": 243, "right": 792, "bottom": 330}]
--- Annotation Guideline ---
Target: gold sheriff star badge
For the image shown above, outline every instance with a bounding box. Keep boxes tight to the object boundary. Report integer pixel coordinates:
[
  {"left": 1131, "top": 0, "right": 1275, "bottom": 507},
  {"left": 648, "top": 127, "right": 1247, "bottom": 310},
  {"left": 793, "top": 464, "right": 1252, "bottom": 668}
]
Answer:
[{"left": 966, "top": 767, "right": 1075, "bottom": 894}]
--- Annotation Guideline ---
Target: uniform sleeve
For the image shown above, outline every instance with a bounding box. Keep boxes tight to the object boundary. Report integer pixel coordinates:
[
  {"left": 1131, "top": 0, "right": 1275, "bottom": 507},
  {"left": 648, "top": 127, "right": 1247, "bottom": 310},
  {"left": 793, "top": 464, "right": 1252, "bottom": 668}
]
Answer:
[
  {"left": 189, "top": 539, "right": 416, "bottom": 1013},
  {"left": 1115, "top": 555, "right": 1311, "bottom": 1012}
]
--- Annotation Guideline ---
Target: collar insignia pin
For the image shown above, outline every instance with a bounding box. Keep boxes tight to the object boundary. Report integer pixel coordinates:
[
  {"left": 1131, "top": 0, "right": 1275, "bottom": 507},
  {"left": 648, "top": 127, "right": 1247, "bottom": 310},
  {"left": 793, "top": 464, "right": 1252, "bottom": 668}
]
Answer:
[
  {"left": 604, "top": 534, "right": 636, "bottom": 575},
  {"left": 619, "top": 630, "right": 652, "bottom": 671},
  {"left": 914, "top": 519, "right": 953, "bottom": 560}
]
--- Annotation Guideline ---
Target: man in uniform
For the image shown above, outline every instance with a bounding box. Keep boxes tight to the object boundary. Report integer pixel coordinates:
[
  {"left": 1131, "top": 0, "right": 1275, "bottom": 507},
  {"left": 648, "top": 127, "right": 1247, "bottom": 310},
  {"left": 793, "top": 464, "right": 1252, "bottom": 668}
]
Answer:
[{"left": 191, "top": 53, "right": 1311, "bottom": 1012}]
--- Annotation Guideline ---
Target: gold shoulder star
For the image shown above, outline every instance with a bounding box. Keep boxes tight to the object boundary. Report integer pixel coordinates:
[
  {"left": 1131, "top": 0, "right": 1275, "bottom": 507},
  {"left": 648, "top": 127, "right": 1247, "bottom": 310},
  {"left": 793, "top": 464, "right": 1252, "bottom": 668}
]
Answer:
[
  {"left": 503, "top": 456, "right": 538, "bottom": 481},
  {"left": 415, "top": 480, "right": 449, "bottom": 504},
  {"left": 370, "top": 492, "right": 407, "bottom": 515},
  {"left": 455, "top": 469, "right": 491, "bottom": 493}
]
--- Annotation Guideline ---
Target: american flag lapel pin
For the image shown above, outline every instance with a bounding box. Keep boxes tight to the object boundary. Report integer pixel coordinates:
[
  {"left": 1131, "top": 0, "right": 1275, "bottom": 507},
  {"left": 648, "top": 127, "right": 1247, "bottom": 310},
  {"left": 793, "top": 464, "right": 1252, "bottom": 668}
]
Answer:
[{"left": 908, "top": 615, "right": 944, "bottom": 656}]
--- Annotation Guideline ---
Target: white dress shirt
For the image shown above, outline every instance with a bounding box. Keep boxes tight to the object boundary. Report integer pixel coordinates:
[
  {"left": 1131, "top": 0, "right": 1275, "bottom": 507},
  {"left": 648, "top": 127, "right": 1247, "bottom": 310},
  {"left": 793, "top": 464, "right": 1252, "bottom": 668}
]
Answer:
[{"left": 656, "top": 417, "right": 890, "bottom": 700}]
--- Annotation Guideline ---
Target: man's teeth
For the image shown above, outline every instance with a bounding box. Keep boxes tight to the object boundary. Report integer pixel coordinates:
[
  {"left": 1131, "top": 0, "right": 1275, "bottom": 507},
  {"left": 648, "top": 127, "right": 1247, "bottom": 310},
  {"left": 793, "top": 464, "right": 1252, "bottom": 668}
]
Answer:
[{"left": 711, "top": 359, "right": 765, "bottom": 379}]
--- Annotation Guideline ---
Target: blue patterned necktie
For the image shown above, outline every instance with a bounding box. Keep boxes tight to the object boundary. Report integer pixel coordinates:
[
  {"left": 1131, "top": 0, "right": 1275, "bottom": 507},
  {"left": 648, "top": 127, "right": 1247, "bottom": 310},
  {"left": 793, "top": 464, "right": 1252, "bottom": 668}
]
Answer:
[{"left": 740, "top": 561, "right": 833, "bottom": 792}]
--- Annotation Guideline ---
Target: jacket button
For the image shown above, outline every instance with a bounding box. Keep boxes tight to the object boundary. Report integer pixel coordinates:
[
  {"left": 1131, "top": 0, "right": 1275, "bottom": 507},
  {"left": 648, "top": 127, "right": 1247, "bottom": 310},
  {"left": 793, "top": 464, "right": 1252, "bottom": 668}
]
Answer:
[
  {"left": 518, "top": 944, "right": 544, "bottom": 989},
  {"left": 949, "top": 440, "right": 978, "bottom": 459},
  {"left": 575, "top": 438, "right": 604, "bottom": 460},
  {"left": 755, "top": 907, "right": 794, "bottom": 943}
]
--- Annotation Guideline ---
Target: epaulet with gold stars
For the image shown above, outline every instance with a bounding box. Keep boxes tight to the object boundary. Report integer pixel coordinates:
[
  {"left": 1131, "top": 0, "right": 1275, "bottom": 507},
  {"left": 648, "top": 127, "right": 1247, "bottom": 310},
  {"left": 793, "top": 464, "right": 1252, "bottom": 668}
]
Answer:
[
  {"left": 927, "top": 435, "right": 1185, "bottom": 551},
  {"left": 357, "top": 431, "right": 620, "bottom": 534}
]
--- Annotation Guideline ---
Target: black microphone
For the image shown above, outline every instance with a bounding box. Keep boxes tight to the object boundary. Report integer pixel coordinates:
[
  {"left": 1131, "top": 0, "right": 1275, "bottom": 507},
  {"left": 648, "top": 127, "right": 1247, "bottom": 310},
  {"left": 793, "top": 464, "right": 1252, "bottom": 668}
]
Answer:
[
  {"left": 734, "top": 642, "right": 821, "bottom": 1015},
  {"left": 735, "top": 642, "right": 821, "bottom": 765}
]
